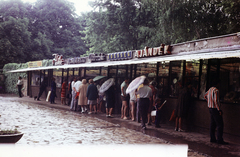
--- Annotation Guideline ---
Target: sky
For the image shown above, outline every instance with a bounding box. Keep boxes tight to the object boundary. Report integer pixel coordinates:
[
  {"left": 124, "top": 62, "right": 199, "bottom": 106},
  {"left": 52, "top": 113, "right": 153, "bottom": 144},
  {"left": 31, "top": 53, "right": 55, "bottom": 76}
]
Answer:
[{"left": 22, "top": 0, "right": 93, "bottom": 15}]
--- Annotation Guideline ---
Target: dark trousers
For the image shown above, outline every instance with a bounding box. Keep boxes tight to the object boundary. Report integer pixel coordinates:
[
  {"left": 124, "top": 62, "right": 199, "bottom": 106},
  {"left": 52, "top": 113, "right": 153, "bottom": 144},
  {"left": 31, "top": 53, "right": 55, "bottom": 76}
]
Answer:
[
  {"left": 17, "top": 85, "right": 22, "bottom": 97},
  {"left": 209, "top": 108, "right": 224, "bottom": 142},
  {"left": 139, "top": 98, "right": 149, "bottom": 128},
  {"left": 50, "top": 91, "right": 56, "bottom": 103},
  {"left": 37, "top": 88, "right": 47, "bottom": 100},
  {"left": 136, "top": 98, "right": 141, "bottom": 122},
  {"left": 155, "top": 110, "right": 161, "bottom": 126}
]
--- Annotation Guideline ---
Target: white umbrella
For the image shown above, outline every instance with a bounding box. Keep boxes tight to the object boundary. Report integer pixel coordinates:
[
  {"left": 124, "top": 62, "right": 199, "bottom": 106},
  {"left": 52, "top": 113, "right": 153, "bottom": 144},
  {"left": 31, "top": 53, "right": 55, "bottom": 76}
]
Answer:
[
  {"left": 99, "top": 78, "right": 115, "bottom": 93},
  {"left": 93, "top": 76, "right": 106, "bottom": 82},
  {"left": 126, "top": 75, "right": 146, "bottom": 94}
]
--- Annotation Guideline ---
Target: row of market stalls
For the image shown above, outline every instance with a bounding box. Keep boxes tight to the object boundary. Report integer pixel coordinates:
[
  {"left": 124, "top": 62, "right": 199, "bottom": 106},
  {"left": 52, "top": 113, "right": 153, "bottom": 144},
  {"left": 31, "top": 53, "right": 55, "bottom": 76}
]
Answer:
[{"left": 7, "top": 33, "right": 240, "bottom": 137}]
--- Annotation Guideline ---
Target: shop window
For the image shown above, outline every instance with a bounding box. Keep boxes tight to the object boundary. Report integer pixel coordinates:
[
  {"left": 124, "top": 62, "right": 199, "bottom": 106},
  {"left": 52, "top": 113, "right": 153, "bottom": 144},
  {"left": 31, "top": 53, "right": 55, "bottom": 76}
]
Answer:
[
  {"left": 31, "top": 71, "right": 40, "bottom": 86},
  {"left": 169, "top": 61, "right": 183, "bottom": 97},
  {"left": 184, "top": 60, "right": 200, "bottom": 98},
  {"left": 117, "top": 65, "right": 127, "bottom": 78},
  {"left": 74, "top": 68, "right": 79, "bottom": 77},
  {"left": 101, "top": 67, "right": 108, "bottom": 76},
  {"left": 53, "top": 69, "right": 62, "bottom": 88},
  {"left": 220, "top": 59, "right": 240, "bottom": 103},
  {"left": 199, "top": 60, "right": 208, "bottom": 99},
  {"left": 86, "top": 67, "right": 100, "bottom": 78},
  {"left": 136, "top": 63, "right": 157, "bottom": 78},
  {"left": 158, "top": 62, "right": 169, "bottom": 97},
  {"left": 68, "top": 68, "right": 73, "bottom": 78},
  {"left": 109, "top": 66, "right": 117, "bottom": 78}
]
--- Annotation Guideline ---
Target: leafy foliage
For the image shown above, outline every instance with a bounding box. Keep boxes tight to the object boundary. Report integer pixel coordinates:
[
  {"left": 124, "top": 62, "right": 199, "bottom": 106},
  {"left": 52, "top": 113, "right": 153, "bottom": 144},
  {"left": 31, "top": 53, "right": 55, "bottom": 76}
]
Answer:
[{"left": 3, "top": 63, "right": 27, "bottom": 94}]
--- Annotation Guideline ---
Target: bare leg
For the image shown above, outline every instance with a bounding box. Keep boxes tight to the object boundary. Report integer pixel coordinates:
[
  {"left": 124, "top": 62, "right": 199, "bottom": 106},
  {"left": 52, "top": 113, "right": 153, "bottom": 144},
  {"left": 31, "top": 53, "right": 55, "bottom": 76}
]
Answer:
[
  {"left": 109, "top": 108, "right": 113, "bottom": 116},
  {"left": 89, "top": 104, "right": 92, "bottom": 113},
  {"left": 130, "top": 101, "right": 136, "bottom": 121},
  {"left": 179, "top": 117, "right": 182, "bottom": 130},
  {"left": 106, "top": 108, "right": 109, "bottom": 116},
  {"left": 175, "top": 117, "right": 179, "bottom": 130},
  {"left": 123, "top": 101, "right": 128, "bottom": 119}
]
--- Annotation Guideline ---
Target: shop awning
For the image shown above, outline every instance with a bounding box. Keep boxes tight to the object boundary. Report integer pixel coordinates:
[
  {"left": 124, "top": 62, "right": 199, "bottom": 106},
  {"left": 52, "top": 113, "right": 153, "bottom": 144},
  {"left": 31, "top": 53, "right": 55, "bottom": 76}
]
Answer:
[{"left": 6, "top": 49, "right": 240, "bottom": 73}]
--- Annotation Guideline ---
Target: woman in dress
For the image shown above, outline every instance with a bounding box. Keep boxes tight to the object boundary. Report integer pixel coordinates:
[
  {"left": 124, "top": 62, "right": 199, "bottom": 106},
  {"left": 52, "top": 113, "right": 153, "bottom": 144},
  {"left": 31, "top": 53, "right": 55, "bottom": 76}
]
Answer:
[
  {"left": 78, "top": 79, "right": 88, "bottom": 113},
  {"left": 61, "top": 78, "right": 67, "bottom": 105}
]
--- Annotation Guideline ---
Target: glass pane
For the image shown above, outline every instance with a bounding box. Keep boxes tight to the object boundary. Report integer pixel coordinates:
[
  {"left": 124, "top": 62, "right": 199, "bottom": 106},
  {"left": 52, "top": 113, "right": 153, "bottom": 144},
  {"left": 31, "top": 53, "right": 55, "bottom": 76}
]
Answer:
[
  {"left": 109, "top": 66, "right": 117, "bottom": 78},
  {"left": 199, "top": 60, "right": 208, "bottom": 99},
  {"left": 158, "top": 77, "right": 168, "bottom": 97},
  {"left": 74, "top": 68, "right": 79, "bottom": 77},
  {"left": 136, "top": 63, "right": 157, "bottom": 78},
  {"left": 101, "top": 67, "right": 108, "bottom": 76},
  {"left": 185, "top": 60, "right": 200, "bottom": 77},
  {"left": 53, "top": 69, "right": 62, "bottom": 88},
  {"left": 170, "top": 61, "right": 183, "bottom": 97},
  {"left": 159, "top": 62, "right": 169, "bottom": 77},
  {"left": 31, "top": 71, "right": 40, "bottom": 86},
  {"left": 86, "top": 67, "right": 100, "bottom": 77},
  {"left": 69, "top": 69, "right": 73, "bottom": 78},
  {"left": 117, "top": 65, "right": 126, "bottom": 78},
  {"left": 220, "top": 59, "right": 240, "bottom": 103}
]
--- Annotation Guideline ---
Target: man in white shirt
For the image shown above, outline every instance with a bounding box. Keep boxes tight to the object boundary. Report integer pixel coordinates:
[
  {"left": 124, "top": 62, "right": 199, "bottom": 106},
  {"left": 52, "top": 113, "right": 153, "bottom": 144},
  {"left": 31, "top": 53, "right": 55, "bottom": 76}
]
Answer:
[
  {"left": 16, "top": 76, "right": 23, "bottom": 98},
  {"left": 136, "top": 78, "right": 152, "bottom": 130},
  {"left": 73, "top": 77, "right": 82, "bottom": 111},
  {"left": 70, "top": 77, "right": 77, "bottom": 111}
]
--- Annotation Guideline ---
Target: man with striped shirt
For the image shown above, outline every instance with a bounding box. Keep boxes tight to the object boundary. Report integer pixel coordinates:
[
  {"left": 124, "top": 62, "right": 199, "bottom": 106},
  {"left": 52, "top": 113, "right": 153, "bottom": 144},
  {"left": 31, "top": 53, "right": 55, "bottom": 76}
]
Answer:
[{"left": 204, "top": 81, "right": 228, "bottom": 145}]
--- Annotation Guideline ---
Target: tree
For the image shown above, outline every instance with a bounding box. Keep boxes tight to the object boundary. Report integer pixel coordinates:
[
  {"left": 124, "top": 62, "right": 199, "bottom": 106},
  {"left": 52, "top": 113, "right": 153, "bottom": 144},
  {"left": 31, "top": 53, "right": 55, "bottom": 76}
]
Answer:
[{"left": 0, "top": 0, "right": 31, "bottom": 68}]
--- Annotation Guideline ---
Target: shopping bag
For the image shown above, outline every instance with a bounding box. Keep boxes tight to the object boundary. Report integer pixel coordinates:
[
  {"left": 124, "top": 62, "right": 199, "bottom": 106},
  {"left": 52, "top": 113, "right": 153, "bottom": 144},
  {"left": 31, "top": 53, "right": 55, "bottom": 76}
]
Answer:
[
  {"left": 46, "top": 91, "right": 51, "bottom": 102},
  {"left": 151, "top": 110, "right": 156, "bottom": 116},
  {"left": 169, "top": 109, "right": 176, "bottom": 121}
]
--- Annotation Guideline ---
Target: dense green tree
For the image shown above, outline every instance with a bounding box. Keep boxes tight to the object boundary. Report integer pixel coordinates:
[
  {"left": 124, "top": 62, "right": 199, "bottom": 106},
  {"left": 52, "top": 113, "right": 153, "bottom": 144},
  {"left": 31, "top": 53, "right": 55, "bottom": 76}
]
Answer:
[{"left": 0, "top": 0, "right": 31, "bottom": 68}]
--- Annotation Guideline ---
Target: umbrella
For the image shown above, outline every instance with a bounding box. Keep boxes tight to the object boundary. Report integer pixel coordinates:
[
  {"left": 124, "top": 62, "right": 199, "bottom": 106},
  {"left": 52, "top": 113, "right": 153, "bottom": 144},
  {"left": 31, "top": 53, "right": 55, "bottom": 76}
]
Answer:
[
  {"left": 126, "top": 75, "right": 146, "bottom": 94},
  {"left": 99, "top": 78, "right": 115, "bottom": 93},
  {"left": 93, "top": 76, "right": 106, "bottom": 82}
]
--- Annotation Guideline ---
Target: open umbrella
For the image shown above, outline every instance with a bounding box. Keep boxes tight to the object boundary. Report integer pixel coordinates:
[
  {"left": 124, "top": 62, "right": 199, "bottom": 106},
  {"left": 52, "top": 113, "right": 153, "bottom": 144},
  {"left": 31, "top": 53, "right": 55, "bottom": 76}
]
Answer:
[
  {"left": 99, "top": 78, "right": 115, "bottom": 93},
  {"left": 126, "top": 75, "right": 146, "bottom": 94},
  {"left": 93, "top": 76, "right": 106, "bottom": 82}
]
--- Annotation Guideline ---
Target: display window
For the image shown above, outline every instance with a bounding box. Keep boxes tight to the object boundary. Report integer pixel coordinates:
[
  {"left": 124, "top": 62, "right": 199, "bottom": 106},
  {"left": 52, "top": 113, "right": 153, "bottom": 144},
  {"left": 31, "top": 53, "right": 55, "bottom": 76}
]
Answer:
[
  {"left": 184, "top": 60, "right": 200, "bottom": 98},
  {"left": 86, "top": 67, "right": 100, "bottom": 78},
  {"left": 31, "top": 71, "right": 40, "bottom": 86},
  {"left": 169, "top": 61, "right": 183, "bottom": 97},
  {"left": 101, "top": 67, "right": 108, "bottom": 76},
  {"left": 220, "top": 59, "right": 240, "bottom": 103},
  {"left": 199, "top": 60, "right": 208, "bottom": 99},
  {"left": 53, "top": 69, "right": 62, "bottom": 88}
]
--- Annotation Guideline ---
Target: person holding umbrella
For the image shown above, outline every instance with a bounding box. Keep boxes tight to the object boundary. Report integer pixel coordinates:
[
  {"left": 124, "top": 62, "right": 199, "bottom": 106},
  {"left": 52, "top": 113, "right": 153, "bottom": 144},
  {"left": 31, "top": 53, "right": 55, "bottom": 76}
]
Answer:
[{"left": 135, "top": 78, "right": 152, "bottom": 130}]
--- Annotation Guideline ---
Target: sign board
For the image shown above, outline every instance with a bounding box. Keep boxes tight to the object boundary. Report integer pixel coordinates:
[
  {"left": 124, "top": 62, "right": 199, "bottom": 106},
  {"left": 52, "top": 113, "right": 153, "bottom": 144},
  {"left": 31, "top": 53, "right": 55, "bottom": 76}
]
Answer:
[{"left": 28, "top": 61, "right": 42, "bottom": 68}]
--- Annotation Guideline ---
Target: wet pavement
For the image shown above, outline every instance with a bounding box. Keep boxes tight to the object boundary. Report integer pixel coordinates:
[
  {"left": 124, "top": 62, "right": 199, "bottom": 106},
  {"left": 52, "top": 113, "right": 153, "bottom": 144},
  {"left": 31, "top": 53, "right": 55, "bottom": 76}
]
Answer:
[{"left": 0, "top": 94, "right": 239, "bottom": 157}]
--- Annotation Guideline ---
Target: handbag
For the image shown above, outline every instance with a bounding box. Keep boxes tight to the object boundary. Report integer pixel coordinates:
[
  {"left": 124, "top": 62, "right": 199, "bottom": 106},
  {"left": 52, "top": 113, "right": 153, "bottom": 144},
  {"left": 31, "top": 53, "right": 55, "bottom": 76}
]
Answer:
[
  {"left": 46, "top": 91, "right": 51, "bottom": 102},
  {"left": 169, "top": 109, "right": 176, "bottom": 121},
  {"left": 151, "top": 110, "right": 156, "bottom": 116}
]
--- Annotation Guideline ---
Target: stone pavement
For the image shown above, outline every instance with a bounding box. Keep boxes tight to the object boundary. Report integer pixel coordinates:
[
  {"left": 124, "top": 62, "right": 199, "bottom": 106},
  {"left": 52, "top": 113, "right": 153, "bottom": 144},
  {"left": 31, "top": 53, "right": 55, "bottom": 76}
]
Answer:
[{"left": 1, "top": 94, "right": 240, "bottom": 157}]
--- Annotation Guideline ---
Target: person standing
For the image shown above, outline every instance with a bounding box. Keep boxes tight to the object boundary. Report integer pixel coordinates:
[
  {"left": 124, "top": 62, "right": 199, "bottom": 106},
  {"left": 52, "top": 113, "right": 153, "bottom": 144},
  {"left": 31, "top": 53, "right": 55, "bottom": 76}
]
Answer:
[
  {"left": 73, "top": 77, "right": 82, "bottom": 111},
  {"left": 105, "top": 84, "right": 115, "bottom": 118},
  {"left": 136, "top": 78, "right": 152, "bottom": 130},
  {"left": 175, "top": 83, "right": 191, "bottom": 132},
  {"left": 70, "top": 77, "right": 77, "bottom": 110},
  {"left": 61, "top": 78, "right": 67, "bottom": 105},
  {"left": 129, "top": 90, "right": 137, "bottom": 121},
  {"left": 87, "top": 79, "right": 98, "bottom": 114},
  {"left": 50, "top": 77, "right": 56, "bottom": 104},
  {"left": 35, "top": 77, "right": 48, "bottom": 101},
  {"left": 16, "top": 76, "right": 23, "bottom": 98},
  {"left": 204, "top": 81, "right": 228, "bottom": 145},
  {"left": 67, "top": 78, "right": 73, "bottom": 106},
  {"left": 121, "top": 78, "right": 129, "bottom": 119},
  {"left": 78, "top": 79, "right": 88, "bottom": 113}
]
